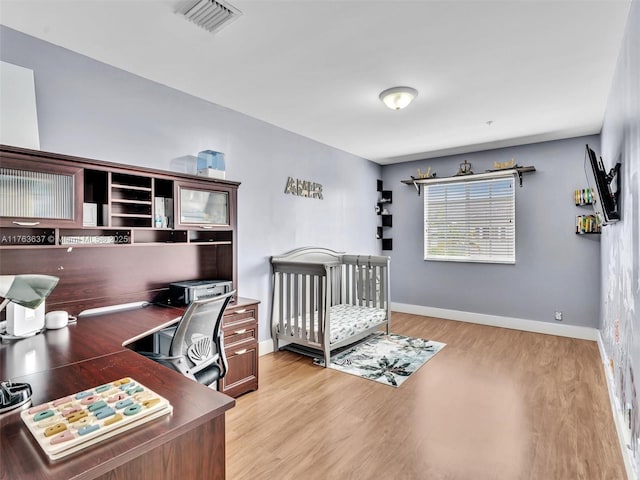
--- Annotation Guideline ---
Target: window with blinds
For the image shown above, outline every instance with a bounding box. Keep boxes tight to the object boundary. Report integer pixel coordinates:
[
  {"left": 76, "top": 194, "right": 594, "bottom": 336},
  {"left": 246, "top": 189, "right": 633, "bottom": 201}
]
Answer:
[{"left": 424, "top": 175, "right": 515, "bottom": 264}]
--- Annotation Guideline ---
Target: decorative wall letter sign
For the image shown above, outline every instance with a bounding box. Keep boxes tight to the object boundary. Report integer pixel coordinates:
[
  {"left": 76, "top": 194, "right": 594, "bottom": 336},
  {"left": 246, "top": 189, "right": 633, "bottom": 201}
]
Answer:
[{"left": 284, "top": 177, "right": 323, "bottom": 200}]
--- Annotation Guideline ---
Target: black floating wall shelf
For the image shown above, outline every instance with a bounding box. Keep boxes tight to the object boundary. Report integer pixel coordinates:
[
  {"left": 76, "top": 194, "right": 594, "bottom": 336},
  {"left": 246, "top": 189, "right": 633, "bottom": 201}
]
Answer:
[
  {"left": 402, "top": 166, "right": 536, "bottom": 195},
  {"left": 377, "top": 180, "right": 392, "bottom": 251}
]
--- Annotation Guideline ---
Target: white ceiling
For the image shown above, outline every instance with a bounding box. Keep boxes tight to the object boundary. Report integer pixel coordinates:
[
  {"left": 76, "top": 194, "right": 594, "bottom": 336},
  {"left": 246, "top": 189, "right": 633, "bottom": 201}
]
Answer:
[{"left": 0, "top": 0, "right": 631, "bottom": 164}]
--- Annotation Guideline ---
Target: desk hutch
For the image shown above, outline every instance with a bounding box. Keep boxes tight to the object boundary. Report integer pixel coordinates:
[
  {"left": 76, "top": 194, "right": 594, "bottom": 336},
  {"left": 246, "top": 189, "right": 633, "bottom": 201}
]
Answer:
[{"left": 0, "top": 144, "right": 259, "bottom": 479}]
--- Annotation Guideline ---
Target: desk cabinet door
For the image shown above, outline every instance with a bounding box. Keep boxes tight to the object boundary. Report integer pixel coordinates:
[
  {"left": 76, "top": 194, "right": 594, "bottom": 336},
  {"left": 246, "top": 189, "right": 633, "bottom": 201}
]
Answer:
[
  {"left": 0, "top": 158, "right": 83, "bottom": 228},
  {"left": 223, "top": 345, "right": 258, "bottom": 397},
  {"left": 175, "top": 181, "right": 235, "bottom": 228}
]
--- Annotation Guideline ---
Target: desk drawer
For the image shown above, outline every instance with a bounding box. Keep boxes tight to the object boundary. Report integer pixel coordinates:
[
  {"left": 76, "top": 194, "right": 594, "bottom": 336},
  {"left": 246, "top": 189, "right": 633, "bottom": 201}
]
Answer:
[
  {"left": 224, "top": 321, "right": 256, "bottom": 348},
  {"left": 223, "top": 306, "right": 256, "bottom": 329}
]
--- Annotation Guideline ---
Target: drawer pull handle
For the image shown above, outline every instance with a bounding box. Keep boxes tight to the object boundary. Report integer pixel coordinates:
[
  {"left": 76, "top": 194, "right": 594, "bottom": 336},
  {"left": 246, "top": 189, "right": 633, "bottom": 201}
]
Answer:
[
  {"left": 233, "top": 309, "right": 247, "bottom": 314},
  {"left": 13, "top": 221, "right": 40, "bottom": 226},
  {"left": 234, "top": 349, "right": 247, "bottom": 355},
  {"left": 234, "top": 329, "right": 247, "bottom": 335}
]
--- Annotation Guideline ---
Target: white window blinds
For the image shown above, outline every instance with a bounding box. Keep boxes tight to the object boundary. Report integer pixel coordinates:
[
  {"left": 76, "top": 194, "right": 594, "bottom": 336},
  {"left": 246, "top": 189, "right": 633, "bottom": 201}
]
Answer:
[{"left": 424, "top": 175, "right": 515, "bottom": 264}]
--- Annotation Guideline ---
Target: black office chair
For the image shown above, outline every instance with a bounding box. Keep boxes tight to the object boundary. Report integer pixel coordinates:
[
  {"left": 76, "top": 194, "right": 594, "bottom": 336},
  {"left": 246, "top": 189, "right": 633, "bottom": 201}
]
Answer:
[{"left": 143, "top": 291, "right": 235, "bottom": 389}]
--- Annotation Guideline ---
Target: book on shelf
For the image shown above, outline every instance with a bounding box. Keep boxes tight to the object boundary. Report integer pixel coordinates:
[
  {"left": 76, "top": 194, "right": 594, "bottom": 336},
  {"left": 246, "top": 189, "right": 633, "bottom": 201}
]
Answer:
[
  {"left": 574, "top": 188, "right": 594, "bottom": 206},
  {"left": 576, "top": 214, "right": 602, "bottom": 234}
]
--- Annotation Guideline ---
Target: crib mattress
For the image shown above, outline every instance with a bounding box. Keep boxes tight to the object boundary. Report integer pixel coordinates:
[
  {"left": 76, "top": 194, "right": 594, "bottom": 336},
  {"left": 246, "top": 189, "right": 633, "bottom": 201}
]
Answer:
[{"left": 278, "top": 304, "right": 387, "bottom": 345}]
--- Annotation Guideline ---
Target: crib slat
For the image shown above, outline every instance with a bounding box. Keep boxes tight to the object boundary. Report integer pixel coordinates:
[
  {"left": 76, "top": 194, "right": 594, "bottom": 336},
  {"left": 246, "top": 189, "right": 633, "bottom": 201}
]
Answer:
[
  {"left": 364, "top": 265, "right": 375, "bottom": 307},
  {"left": 360, "top": 263, "right": 365, "bottom": 307},
  {"left": 343, "top": 265, "right": 348, "bottom": 304},
  {"left": 287, "top": 273, "right": 293, "bottom": 337},
  {"left": 333, "top": 265, "right": 340, "bottom": 305},
  {"left": 296, "top": 274, "right": 301, "bottom": 337},
  {"left": 278, "top": 272, "right": 285, "bottom": 337},
  {"left": 344, "top": 264, "right": 351, "bottom": 304},
  {"left": 373, "top": 265, "right": 379, "bottom": 308},
  {"left": 351, "top": 263, "right": 357, "bottom": 304},
  {"left": 331, "top": 266, "right": 337, "bottom": 305},
  {"left": 318, "top": 275, "right": 324, "bottom": 340},
  {"left": 369, "top": 266, "right": 375, "bottom": 308},
  {"left": 351, "top": 263, "right": 357, "bottom": 305},
  {"left": 358, "top": 265, "right": 364, "bottom": 307},
  {"left": 379, "top": 266, "right": 386, "bottom": 308},
  {"left": 283, "top": 272, "right": 287, "bottom": 337},
  {"left": 308, "top": 275, "right": 313, "bottom": 343},
  {"left": 313, "top": 274, "right": 319, "bottom": 343},
  {"left": 301, "top": 274, "right": 307, "bottom": 343}
]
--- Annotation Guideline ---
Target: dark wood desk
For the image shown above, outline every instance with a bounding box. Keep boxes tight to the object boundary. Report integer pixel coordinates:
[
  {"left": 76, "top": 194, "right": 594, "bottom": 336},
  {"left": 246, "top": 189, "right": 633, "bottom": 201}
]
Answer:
[{"left": 0, "top": 304, "right": 236, "bottom": 480}]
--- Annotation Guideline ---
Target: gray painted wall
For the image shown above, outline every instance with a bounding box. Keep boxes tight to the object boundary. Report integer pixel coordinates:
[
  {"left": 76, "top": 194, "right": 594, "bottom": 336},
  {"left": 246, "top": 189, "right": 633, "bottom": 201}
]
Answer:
[
  {"left": 382, "top": 136, "right": 602, "bottom": 328},
  {"left": 600, "top": 0, "right": 640, "bottom": 469},
  {"left": 0, "top": 26, "right": 382, "bottom": 342}
]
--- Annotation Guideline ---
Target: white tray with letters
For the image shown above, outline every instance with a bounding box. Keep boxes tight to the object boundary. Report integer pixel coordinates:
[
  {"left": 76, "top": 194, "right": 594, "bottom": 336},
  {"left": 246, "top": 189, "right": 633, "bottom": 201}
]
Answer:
[{"left": 21, "top": 377, "right": 172, "bottom": 460}]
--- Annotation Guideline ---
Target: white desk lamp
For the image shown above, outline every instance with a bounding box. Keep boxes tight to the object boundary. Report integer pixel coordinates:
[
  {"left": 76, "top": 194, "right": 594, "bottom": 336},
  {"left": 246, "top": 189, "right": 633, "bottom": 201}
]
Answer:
[
  {"left": 0, "top": 274, "right": 59, "bottom": 413},
  {"left": 0, "top": 274, "right": 59, "bottom": 338}
]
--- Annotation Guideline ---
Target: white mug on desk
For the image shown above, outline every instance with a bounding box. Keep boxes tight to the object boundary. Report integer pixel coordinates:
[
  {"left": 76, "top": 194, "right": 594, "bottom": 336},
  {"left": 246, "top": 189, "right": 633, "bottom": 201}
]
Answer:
[{"left": 45, "top": 311, "right": 69, "bottom": 330}]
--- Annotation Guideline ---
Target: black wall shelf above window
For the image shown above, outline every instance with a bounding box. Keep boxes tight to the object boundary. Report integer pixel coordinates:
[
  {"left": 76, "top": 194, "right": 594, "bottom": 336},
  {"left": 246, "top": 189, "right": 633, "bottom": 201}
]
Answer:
[{"left": 402, "top": 166, "right": 536, "bottom": 194}]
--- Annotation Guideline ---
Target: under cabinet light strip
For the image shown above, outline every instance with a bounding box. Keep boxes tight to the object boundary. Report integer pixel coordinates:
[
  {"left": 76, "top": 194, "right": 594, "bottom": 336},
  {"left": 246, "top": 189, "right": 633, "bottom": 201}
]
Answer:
[{"left": 79, "top": 301, "right": 150, "bottom": 318}]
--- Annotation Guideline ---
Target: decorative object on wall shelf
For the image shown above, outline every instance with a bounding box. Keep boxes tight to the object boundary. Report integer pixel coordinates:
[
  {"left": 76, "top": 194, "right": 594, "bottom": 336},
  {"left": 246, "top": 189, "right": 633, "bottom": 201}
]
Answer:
[
  {"left": 493, "top": 159, "right": 516, "bottom": 170},
  {"left": 416, "top": 167, "right": 436, "bottom": 179},
  {"left": 284, "top": 177, "right": 323, "bottom": 199},
  {"left": 455, "top": 160, "right": 473, "bottom": 176},
  {"left": 377, "top": 180, "right": 392, "bottom": 251}
]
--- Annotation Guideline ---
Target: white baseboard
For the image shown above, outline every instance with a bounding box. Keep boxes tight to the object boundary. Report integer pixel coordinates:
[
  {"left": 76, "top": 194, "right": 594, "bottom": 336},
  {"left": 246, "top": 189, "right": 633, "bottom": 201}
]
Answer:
[
  {"left": 260, "top": 304, "right": 599, "bottom": 356},
  {"left": 597, "top": 332, "right": 636, "bottom": 480},
  {"left": 259, "top": 339, "right": 274, "bottom": 357},
  {"left": 390, "top": 302, "right": 598, "bottom": 341}
]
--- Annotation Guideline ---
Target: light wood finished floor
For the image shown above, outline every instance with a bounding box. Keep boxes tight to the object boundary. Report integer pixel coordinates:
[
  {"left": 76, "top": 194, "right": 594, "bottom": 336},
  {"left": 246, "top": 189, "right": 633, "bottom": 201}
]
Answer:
[{"left": 226, "top": 312, "right": 625, "bottom": 480}]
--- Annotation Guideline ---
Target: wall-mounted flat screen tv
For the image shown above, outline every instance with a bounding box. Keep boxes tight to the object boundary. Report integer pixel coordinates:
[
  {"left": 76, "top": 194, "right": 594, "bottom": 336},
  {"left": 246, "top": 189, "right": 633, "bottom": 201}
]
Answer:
[{"left": 585, "top": 144, "right": 621, "bottom": 224}]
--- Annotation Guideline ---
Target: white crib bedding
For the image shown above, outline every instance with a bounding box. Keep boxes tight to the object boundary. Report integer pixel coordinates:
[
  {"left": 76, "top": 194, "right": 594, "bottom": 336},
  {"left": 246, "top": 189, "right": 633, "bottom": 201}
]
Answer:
[{"left": 277, "top": 303, "right": 386, "bottom": 345}]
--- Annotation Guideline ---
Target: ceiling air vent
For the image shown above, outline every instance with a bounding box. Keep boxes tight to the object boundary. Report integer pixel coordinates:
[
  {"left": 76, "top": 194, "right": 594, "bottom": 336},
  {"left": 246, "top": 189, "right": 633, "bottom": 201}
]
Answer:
[{"left": 177, "top": 0, "right": 242, "bottom": 34}]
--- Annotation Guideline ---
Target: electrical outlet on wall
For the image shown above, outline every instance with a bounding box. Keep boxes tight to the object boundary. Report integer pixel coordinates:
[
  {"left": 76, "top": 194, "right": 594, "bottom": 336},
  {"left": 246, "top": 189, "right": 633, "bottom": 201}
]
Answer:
[{"left": 555, "top": 311, "right": 563, "bottom": 321}]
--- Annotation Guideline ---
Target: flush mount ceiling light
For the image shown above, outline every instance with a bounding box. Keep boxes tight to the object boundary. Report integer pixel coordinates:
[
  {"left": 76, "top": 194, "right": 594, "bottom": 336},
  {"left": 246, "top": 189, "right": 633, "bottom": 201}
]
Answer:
[
  {"left": 379, "top": 86, "right": 418, "bottom": 110},
  {"left": 177, "top": 0, "right": 242, "bottom": 34}
]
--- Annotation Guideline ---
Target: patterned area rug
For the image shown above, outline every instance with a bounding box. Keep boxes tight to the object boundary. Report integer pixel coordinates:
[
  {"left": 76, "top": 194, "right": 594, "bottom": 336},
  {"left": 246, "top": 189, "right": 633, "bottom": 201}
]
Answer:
[{"left": 314, "top": 333, "right": 446, "bottom": 387}]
